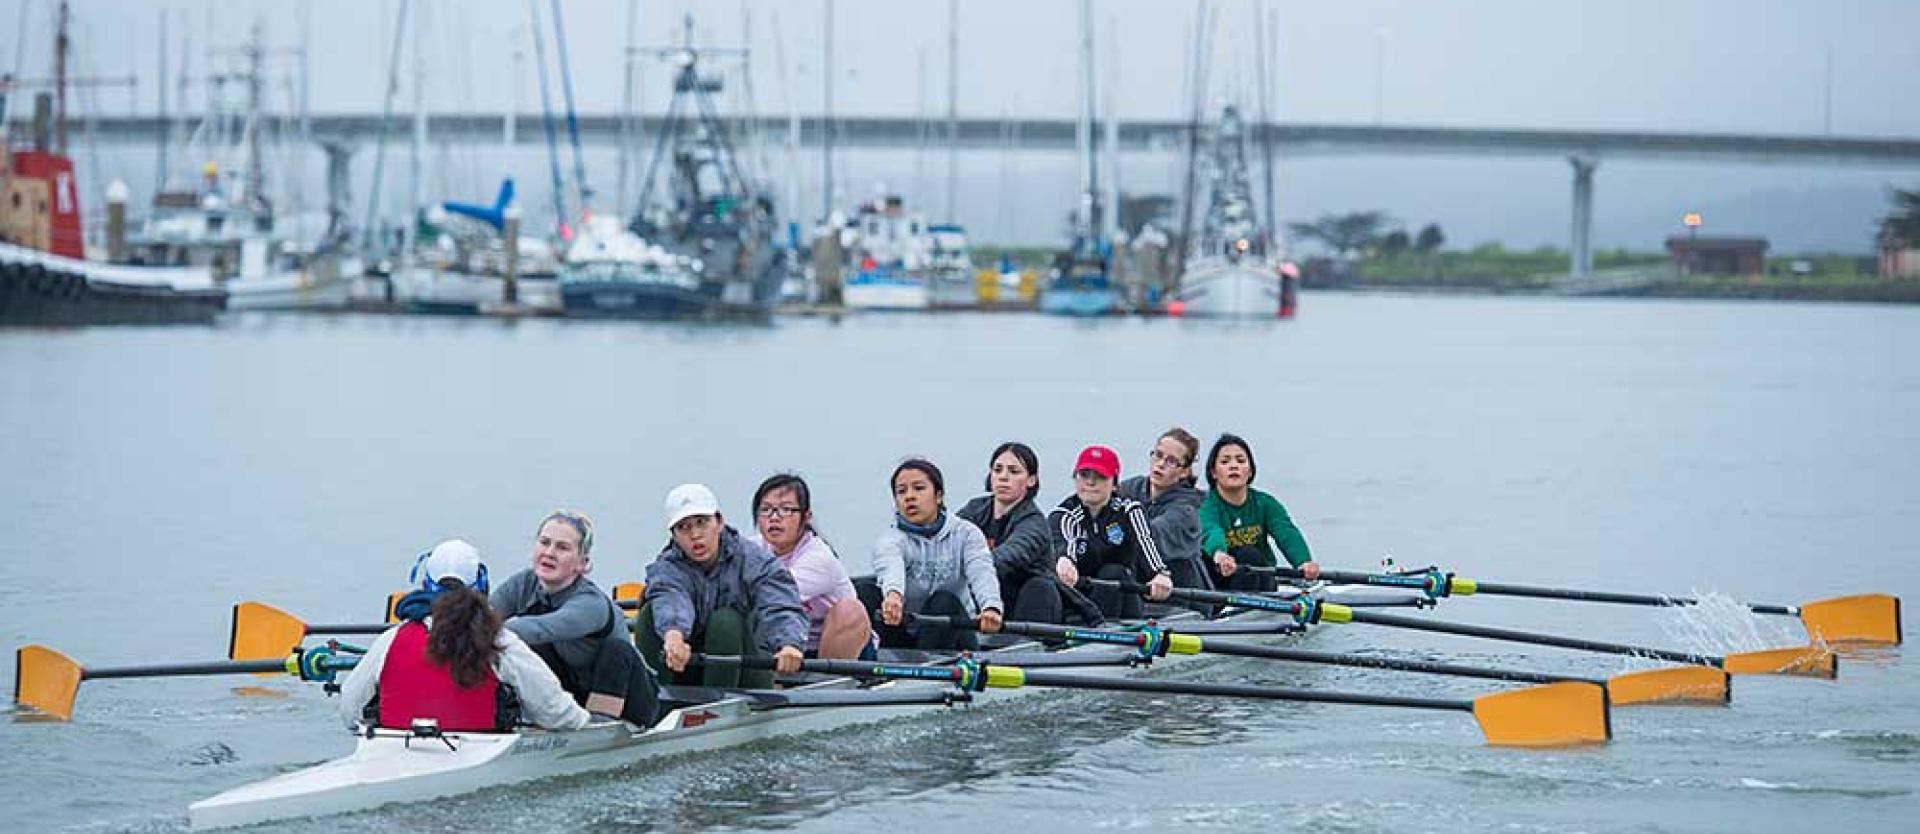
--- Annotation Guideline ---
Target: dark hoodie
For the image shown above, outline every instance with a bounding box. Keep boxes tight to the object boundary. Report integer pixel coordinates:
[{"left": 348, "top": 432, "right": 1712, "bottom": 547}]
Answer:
[
  {"left": 1118, "top": 474, "right": 1206, "bottom": 565},
  {"left": 641, "top": 526, "right": 809, "bottom": 654},
  {"left": 956, "top": 494, "right": 1053, "bottom": 584}
]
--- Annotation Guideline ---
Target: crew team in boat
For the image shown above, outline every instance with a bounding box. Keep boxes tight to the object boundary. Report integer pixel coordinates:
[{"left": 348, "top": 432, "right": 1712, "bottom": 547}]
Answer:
[{"left": 350, "top": 432, "right": 1312, "bottom": 732}]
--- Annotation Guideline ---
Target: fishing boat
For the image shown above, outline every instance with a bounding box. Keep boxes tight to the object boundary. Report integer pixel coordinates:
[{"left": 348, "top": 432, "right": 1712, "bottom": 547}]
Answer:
[
  {"left": 556, "top": 215, "right": 709, "bottom": 318},
  {"left": 1170, "top": 106, "right": 1289, "bottom": 318},
  {"left": 570, "top": 15, "right": 780, "bottom": 321},
  {"left": 186, "top": 583, "right": 1420, "bottom": 830},
  {"left": 841, "top": 195, "right": 932, "bottom": 311},
  {"left": 2, "top": 87, "right": 226, "bottom": 325},
  {"left": 927, "top": 224, "right": 979, "bottom": 309}
]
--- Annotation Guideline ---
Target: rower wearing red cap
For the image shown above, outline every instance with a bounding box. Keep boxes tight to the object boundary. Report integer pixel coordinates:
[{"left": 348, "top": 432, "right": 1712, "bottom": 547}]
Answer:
[{"left": 1046, "top": 445, "right": 1177, "bottom": 619}]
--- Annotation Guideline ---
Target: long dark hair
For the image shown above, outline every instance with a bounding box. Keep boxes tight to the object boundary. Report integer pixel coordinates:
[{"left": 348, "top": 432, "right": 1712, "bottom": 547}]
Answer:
[
  {"left": 426, "top": 578, "right": 503, "bottom": 689},
  {"left": 753, "top": 472, "right": 815, "bottom": 534},
  {"left": 983, "top": 441, "right": 1041, "bottom": 500},
  {"left": 892, "top": 458, "right": 946, "bottom": 505},
  {"left": 1204, "top": 433, "right": 1258, "bottom": 491}
]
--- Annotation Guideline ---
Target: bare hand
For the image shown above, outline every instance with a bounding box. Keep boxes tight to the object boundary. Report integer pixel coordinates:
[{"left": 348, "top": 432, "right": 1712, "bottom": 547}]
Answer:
[
  {"left": 663, "top": 630, "right": 691, "bottom": 673},
  {"left": 881, "top": 591, "right": 905, "bottom": 626},
  {"left": 1055, "top": 556, "right": 1080, "bottom": 587},
  {"left": 1146, "top": 572, "right": 1174, "bottom": 601},
  {"left": 1300, "top": 561, "right": 1322, "bottom": 581},
  {"left": 773, "top": 645, "right": 804, "bottom": 675},
  {"left": 1213, "top": 551, "right": 1238, "bottom": 577},
  {"left": 977, "top": 608, "right": 1004, "bottom": 633}
]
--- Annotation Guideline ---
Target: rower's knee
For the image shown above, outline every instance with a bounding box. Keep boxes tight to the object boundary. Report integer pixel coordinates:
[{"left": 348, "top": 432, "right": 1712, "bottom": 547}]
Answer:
[{"left": 824, "top": 597, "right": 866, "bottom": 633}]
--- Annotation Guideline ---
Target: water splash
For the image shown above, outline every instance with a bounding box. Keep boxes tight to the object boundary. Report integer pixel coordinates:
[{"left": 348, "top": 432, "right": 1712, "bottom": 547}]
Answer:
[{"left": 1655, "top": 590, "right": 1804, "bottom": 656}]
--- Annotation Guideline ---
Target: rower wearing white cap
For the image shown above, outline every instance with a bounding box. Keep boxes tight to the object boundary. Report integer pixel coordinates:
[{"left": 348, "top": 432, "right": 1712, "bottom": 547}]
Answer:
[
  {"left": 337, "top": 540, "right": 592, "bottom": 732},
  {"left": 633, "top": 484, "right": 809, "bottom": 689}
]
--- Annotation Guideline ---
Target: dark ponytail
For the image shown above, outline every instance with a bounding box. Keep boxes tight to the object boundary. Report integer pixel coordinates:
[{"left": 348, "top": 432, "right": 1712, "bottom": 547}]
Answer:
[{"left": 426, "top": 578, "right": 504, "bottom": 689}]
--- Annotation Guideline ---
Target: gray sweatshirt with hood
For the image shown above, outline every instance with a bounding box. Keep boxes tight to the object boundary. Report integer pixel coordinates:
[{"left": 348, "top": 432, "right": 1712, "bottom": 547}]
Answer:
[
  {"left": 1118, "top": 474, "right": 1206, "bottom": 565},
  {"left": 641, "top": 526, "right": 809, "bottom": 653},
  {"left": 872, "top": 512, "right": 1005, "bottom": 617}
]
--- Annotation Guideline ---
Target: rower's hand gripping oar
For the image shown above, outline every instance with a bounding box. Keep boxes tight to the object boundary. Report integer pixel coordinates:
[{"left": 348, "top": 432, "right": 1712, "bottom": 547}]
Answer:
[
  {"left": 915, "top": 614, "right": 1725, "bottom": 707},
  {"left": 697, "top": 653, "right": 1611, "bottom": 748},
  {"left": 1259, "top": 565, "right": 1902, "bottom": 646},
  {"left": 14, "top": 643, "right": 358, "bottom": 721},
  {"left": 1096, "top": 578, "right": 1829, "bottom": 690}
]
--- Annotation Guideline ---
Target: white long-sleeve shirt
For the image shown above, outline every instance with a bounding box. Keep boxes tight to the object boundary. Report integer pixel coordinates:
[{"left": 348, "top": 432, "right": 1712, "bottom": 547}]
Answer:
[{"left": 337, "top": 618, "right": 591, "bottom": 731}]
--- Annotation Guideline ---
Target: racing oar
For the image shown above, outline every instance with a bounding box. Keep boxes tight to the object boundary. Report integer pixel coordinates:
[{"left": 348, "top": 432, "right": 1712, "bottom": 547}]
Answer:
[
  {"left": 14, "top": 644, "right": 356, "bottom": 721},
  {"left": 699, "top": 653, "right": 1611, "bottom": 748},
  {"left": 231, "top": 588, "right": 657, "bottom": 660},
  {"left": 915, "top": 615, "right": 1724, "bottom": 706},
  {"left": 1094, "top": 579, "right": 1834, "bottom": 681},
  {"left": 1259, "top": 566, "right": 1902, "bottom": 646}
]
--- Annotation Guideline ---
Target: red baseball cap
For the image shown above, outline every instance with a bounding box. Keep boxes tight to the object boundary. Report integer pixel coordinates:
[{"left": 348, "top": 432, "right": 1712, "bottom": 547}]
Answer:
[{"left": 1074, "top": 445, "right": 1120, "bottom": 480}]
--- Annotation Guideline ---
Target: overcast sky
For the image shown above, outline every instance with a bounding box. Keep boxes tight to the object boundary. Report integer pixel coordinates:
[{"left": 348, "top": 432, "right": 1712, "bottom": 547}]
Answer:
[{"left": 7, "top": 0, "right": 1919, "bottom": 251}]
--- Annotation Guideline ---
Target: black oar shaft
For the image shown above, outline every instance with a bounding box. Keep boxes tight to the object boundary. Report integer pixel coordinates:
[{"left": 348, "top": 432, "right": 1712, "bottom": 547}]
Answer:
[
  {"left": 1014, "top": 668, "right": 1475, "bottom": 712},
  {"left": 1268, "top": 567, "right": 1799, "bottom": 616},
  {"left": 1198, "top": 638, "right": 1597, "bottom": 686},
  {"left": 305, "top": 624, "right": 384, "bottom": 636},
  {"left": 1346, "top": 610, "right": 1719, "bottom": 667},
  {"left": 81, "top": 657, "right": 356, "bottom": 680}
]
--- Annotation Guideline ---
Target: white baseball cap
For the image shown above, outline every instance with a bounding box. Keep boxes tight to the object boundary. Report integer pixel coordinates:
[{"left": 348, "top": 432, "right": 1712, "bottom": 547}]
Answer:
[
  {"left": 414, "top": 538, "right": 485, "bottom": 590},
  {"left": 664, "top": 483, "right": 721, "bottom": 528}
]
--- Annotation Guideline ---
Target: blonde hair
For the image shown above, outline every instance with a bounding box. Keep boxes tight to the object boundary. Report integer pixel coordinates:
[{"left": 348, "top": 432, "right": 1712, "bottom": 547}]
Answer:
[{"left": 538, "top": 509, "right": 595, "bottom": 557}]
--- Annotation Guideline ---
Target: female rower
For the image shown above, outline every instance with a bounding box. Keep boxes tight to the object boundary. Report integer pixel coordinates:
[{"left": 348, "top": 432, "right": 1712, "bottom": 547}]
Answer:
[
  {"left": 1200, "top": 433, "right": 1321, "bottom": 591},
  {"left": 868, "top": 458, "right": 1005, "bottom": 649},
  {"left": 489, "top": 510, "right": 660, "bottom": 726},
  {"left": 956, "top": 442, "right": 1096, "bottom": 625},
  {"left": 1116, "top": 427, "right": 1213, "bottom": 592},
  {"left": 339, "top": 539, "right": 590, "bottom": 732},
  {"left": 1048, "top": 445, "right": 1176, "bottom": 619},
  {"left": 747, "top": 473, "right": 877, "bottom": 659},
  {"left": 635, "top": 483, "right": 809, "bottom": 688}
]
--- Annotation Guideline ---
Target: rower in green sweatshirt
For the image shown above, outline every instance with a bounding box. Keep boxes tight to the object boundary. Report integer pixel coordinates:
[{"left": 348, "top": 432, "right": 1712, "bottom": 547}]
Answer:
[{"left": 1199, "top": 433, "right": 1321, "bottom": 591}]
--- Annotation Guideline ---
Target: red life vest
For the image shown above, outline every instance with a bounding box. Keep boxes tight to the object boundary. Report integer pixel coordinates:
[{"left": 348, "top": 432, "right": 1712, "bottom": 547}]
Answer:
[{"left": 377, "top": 621, "right": 501, "bottom": 732}]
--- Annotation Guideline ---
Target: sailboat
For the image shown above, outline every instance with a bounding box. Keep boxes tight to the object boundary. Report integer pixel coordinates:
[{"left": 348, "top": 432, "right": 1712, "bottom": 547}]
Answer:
[{"left": 1040, "top": 0, "right": 1120, "bottom": 317}]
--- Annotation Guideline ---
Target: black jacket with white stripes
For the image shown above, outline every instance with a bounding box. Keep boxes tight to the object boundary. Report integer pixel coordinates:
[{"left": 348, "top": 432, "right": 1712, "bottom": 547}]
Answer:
[{"left": 1046, "top": 494, "right": 1171, "bottom": 582}]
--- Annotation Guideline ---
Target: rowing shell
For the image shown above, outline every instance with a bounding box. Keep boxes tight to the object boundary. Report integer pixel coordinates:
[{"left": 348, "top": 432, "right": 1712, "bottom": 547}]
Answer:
[{"left": 188, "top": 583, "right": 1417, "bottom": 830}]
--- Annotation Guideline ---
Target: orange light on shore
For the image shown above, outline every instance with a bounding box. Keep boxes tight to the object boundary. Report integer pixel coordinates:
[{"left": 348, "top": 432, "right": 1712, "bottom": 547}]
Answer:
[{"left": 1682, "top": 212, "right": 1703, "bottom": 228}]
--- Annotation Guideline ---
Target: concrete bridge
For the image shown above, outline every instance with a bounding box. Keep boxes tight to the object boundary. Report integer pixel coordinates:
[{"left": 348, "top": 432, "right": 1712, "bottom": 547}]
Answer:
[{"left": 18, "top": 113, "right": 1920, "bottom": 276}]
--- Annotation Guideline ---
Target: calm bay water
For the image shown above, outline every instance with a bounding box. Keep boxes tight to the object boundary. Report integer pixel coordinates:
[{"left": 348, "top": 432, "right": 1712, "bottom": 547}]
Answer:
[{"left": 1, "top": 293, "right": 1916, "bottom": 832}]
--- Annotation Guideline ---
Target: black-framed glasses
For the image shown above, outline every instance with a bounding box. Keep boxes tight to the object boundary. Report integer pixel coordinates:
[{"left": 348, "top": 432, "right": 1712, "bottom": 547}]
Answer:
[
  {"left": 1148, "top": 449, "right": 1190, "bottom": 469},
  {"left": 756, "top": 506, "right": 805, "bottom": 519}
]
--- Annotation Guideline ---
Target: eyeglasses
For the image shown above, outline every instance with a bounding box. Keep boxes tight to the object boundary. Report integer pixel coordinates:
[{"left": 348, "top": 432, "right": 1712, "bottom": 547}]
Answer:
[
  {"left": 1148, "top": 449, "right": 1190, "bottom": 469},
  {"left": 756, "top": 506, "right": 804, "bottom": 519}
]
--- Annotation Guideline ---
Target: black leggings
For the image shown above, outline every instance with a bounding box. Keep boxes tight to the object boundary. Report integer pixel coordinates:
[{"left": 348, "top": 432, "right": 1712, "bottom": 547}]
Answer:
[
  {"left": 1087, "top": 563, "right": 1145, "bottom": 620},
  {"left": 855, "top": 582, "right": 980, "bottom": 651},
  {"left": 1001, "top": 572, "right": 1066, "bottom": 624},
  {"left": 529, "top": 636, "right": 661, "bottom": 727}
]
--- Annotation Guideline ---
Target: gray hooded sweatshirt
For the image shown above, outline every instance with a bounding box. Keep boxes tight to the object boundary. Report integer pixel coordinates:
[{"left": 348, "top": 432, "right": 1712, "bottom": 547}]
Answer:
[
  {"left": 1118, "top": 474, "right": 1206, "bottom": 565},
  {"left": 489, "top": 570, "right": 626, "bottom": 681},
  {"left": 641, "top": 526, "right": 809, "bottom": 653},
  {"left": 872, "top": 512, "right": 1005, "bottom": 617}
]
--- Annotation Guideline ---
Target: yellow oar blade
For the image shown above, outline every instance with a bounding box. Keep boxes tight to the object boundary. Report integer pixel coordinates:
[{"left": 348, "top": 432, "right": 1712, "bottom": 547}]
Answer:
[
  {"left": 384, "top": 592, "right": 406, "bottom": 624},
  {"left": 14, "top": 645, "right": 84, "bottom": 721},
  {"left": 1607, "top": 666, "right": 1730, "bottom": 706},
  {"left": 228, "top": 602, "right": 308, "bottom": 662},
  {"left": 1470, "top": 681, "right": 1611, "bottom": 747},
  {"left": 1722, "top": 646, "right": 1837, "bottom": 679},
  {"left": 1799, "top": 594, "right": 1902, "bottom": 646},
  {"left": 613, "top": 582, "right": 646, "bottom": 616}
]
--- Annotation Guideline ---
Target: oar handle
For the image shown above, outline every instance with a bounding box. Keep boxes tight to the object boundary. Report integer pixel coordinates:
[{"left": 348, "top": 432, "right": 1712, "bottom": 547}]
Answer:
[{"left": 1344, "top": 609, "right": 1721, "bottom": 667}]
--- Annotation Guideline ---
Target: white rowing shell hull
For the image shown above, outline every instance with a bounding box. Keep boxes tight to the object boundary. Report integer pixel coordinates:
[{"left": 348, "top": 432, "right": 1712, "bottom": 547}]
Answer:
[{"left": 189, "top": 584, "right": 1421, "bottom": 829}]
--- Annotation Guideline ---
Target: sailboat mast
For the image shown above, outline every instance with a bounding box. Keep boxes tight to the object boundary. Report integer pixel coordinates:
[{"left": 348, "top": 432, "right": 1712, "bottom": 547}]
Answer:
[
  {"left": 526, "top": 0, "right": 567, "bottom": 236},
  {"left": 945, "top": 0, "right": 958, "bottom": 222},
  {"left": 1103, "top": 13, "right": 1119, "bottom": 244},
  {"left": 363, "top": 0, "right": 410, "bottom": 257},
  {"left": 405, "top": 0, "right": 427, "bottom": 263},
  {"left": 616, "top": 0, "right": 637, "bottom": 220},
  {"left": 156, "top": 11, "right": 169, "bottom": 194},
  {"left": 548, "top": 0, "right": 591, "bottom": 215},
  {"left": 1254, "top": 0, "right": 1277, "bottom": 252},
  {"left": 1078, "top": 0, "right": 1099, "bottom": 237},
  {"left": 820, "top": 0, "right": 835, "bottom": 223}
]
